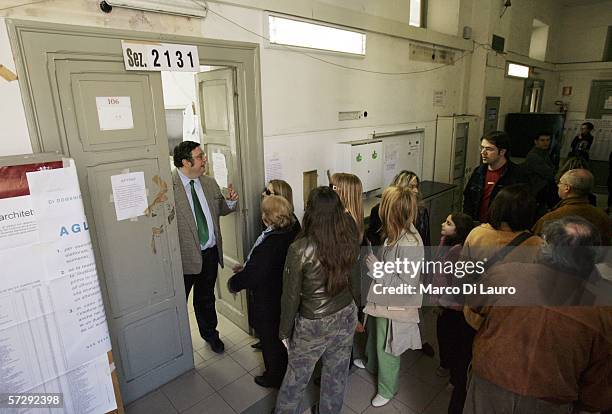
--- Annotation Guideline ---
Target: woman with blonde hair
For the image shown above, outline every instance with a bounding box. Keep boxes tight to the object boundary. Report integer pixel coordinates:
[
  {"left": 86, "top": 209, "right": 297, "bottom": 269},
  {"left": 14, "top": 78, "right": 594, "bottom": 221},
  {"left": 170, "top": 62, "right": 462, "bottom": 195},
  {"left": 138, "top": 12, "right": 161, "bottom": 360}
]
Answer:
[
  {"left": 354, "top": 186, "right": 424, "bottom": 407},
  {"left": 367, "top": 170, "right": 431, "bottom": 247},
  {"left": 263, "top": 179, "right": 294, "bottom": 207},
  {"left": 330, "top": 173, "right": 365, "bottom": 239},
  {"left": 228, "top": 195, "right": 299, "bottom": 388},
  {"left": 330, "top": 173, "right": 368, "bottom": 333},
  {"left": 262, "top": 179, "right": 300, "bottom": 232}
]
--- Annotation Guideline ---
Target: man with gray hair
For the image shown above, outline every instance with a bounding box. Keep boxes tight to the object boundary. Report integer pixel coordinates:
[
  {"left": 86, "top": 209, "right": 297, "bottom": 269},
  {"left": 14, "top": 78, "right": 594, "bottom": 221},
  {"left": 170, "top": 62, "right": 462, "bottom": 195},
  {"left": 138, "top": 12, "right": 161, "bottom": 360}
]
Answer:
[
  {"left": 464, "top": 216, "right": 611, "bottom": 413},
  {"left": 533, "top": 169, "right": 610, "bottom": 244}
]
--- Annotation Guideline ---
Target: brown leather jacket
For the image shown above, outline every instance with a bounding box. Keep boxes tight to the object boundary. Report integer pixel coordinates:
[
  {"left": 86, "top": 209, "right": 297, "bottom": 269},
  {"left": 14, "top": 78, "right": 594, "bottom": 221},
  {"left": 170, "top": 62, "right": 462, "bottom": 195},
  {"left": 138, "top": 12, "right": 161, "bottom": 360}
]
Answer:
[{"left": 279, "top": 237, "right": 356, "bottom": 340}]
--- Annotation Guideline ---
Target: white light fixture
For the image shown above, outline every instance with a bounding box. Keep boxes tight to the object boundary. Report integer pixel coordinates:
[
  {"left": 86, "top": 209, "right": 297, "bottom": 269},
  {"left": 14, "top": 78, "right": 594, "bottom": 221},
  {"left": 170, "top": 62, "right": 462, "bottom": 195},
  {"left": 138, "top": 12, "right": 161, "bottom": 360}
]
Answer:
[
  {"left": 506, "top": 62, "right": 529, "bottom": 78},
  {"left": 268, "top": 15, "right": 366, "bottom": 56},
  {"left": 102, "top": 0, "right": 207, "bottom": 18}
]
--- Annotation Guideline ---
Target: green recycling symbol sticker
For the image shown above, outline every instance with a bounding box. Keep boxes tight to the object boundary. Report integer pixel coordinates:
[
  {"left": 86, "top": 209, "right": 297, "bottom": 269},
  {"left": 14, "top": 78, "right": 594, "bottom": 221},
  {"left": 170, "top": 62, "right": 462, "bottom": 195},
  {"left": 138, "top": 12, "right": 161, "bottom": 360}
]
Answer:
[
  {"left": 356, "top": 153, "right": 363, "bottom": 162},
  {"left": 372, "top": 150, "right": 378, "bottom": 159}
]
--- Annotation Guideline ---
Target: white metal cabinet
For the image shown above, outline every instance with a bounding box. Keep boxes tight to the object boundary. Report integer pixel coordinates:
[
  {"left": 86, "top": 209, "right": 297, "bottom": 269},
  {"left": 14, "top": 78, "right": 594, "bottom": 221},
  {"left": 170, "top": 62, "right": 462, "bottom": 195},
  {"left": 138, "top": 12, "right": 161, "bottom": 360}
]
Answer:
[{"left": 337, "top": 140, "right": 383, "bottom": 192}]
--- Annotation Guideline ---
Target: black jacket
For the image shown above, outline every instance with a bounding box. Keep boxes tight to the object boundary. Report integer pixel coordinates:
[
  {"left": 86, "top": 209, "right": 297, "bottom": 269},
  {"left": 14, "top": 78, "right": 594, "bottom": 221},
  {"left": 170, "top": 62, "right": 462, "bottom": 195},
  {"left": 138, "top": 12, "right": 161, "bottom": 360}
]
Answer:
[
  {"left": 462, "top": 161, "right": 528, "bottom": 221},
  {"left": 367, "top": 203, "right": 431, "bottom": 247},
  {"left": 228, "top": 224, "right": 299, "bottom": 332},
  {"left": 569, "top": 133, "right": 593, "bottom": 159}
]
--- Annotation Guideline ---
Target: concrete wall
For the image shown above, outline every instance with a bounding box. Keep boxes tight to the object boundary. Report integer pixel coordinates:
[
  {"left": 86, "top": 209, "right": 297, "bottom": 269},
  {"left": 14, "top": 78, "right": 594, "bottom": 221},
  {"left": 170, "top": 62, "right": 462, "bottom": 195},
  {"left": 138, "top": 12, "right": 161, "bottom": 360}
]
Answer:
[
  {"left": 557, "top": 2, "right": 612, "bottom": 64},
  {"left": 557, "top": 65, "right": 612, "bottom": 120},
  {"left": 476, "top": 0, "right": 569, "bottom": 132},
  {"left": 428, "top": 0, "right": 460, "bottom": 36},
  {"left": 0, "top": 0, "right": 473, "bottom": 214},
  {"left": 2, "top": 0, "right": 609, "bottom": 210}
]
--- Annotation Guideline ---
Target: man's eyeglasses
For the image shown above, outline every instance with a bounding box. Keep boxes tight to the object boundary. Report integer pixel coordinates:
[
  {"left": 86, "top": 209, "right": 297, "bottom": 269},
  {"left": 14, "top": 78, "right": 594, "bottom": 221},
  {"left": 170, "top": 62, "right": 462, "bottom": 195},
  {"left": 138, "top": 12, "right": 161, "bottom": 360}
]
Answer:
[
  {"left": 263, "top": 188, "right": 274, "bottom": 196},
  {"left": 480, "top": 146, "right": 498, "bottom": 154},
  {"left": 329, "top": 183, "right": 338, "bottom": 191}
]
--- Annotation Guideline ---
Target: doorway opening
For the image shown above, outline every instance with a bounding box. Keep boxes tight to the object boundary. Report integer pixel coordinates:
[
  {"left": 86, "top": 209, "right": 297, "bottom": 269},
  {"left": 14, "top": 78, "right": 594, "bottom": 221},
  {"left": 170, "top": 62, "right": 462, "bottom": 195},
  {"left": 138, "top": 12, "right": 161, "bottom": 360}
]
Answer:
[{"left": 160, "top": 64, "right": 257, "bottom": 363}]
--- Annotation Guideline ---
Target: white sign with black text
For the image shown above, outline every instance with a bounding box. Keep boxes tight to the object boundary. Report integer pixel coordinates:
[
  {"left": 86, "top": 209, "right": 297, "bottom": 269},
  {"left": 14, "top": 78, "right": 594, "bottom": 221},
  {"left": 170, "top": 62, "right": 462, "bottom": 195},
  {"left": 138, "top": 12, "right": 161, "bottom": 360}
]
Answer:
[
  {"left": 121, "top": 41, "right": 199, "bottom": 72},
  {"left": 95, "top": 96, "right": 134, "bottom": 131}
]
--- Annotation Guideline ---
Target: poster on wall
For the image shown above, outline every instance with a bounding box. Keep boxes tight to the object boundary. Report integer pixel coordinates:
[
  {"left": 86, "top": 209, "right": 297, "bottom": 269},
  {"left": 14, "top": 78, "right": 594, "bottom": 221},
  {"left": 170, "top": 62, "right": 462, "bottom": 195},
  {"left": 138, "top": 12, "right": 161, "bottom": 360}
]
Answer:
[{"left": 0, "top": 157, "right": 117, "bottom": 413}]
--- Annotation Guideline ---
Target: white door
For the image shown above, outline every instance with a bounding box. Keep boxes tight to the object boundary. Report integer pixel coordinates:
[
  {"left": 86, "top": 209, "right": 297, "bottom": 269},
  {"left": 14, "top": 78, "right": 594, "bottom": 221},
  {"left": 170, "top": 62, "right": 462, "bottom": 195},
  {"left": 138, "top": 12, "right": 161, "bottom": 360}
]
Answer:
[
  {"left": 54, "top": 58, "right": 192, "bottom": 403},
  {"left": 196, "top": 68, "right": 249, "bottom": 331}
]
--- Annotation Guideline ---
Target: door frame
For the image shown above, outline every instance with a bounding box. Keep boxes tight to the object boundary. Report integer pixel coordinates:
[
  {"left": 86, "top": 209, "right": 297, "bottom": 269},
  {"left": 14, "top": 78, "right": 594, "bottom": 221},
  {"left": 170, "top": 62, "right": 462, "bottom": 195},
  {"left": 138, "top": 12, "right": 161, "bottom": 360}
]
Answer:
[
  {"left": 586, "top": 79, "right": 612, "bottom": 119},
  {"left": 7, "top": 18, "right": 264, "bottom": 396},
  {"left": 7, "top": 17, "right": 263, "bottom": 279}
]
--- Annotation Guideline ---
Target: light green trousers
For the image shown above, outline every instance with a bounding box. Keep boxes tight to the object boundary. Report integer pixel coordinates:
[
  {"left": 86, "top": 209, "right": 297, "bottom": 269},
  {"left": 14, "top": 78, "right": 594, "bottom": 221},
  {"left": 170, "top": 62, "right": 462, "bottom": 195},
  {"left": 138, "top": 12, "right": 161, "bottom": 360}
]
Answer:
[{"left": 364, "top": 316, "right": 401, "bottom": 399}]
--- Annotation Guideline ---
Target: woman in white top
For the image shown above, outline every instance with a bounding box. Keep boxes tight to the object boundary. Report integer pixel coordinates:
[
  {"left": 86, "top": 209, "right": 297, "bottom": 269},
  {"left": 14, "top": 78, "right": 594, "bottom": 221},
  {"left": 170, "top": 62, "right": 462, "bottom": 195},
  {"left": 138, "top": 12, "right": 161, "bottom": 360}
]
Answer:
[{"left": 355, "top": 186, "right": 424, "bottom": 407}]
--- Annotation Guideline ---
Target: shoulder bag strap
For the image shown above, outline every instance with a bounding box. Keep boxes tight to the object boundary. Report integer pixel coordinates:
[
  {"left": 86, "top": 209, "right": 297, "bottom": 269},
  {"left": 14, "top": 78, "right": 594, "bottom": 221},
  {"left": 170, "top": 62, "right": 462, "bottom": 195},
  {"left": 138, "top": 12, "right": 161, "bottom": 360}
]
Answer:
[{"left": 484, "top": 231, "right": 533, "bottom": 270}]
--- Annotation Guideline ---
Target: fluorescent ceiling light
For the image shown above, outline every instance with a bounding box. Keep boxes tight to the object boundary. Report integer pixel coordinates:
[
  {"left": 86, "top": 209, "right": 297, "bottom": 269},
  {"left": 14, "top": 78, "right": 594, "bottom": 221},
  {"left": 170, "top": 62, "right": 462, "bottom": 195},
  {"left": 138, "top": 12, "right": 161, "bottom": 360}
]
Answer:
[
  {"left": 268, "top": 15, "right": 366, "bottom": 56},
  {"left": 507, "top": 63, "right": 529, "bottom": 78}
]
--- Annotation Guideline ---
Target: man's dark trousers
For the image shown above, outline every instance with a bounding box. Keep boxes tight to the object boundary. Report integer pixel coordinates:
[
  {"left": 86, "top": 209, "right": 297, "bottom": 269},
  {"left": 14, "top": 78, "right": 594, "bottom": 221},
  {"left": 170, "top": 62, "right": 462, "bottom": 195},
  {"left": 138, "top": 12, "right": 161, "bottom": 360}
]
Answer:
[{"left": 184, "top": 247, "right": 220, "bottom": 341}]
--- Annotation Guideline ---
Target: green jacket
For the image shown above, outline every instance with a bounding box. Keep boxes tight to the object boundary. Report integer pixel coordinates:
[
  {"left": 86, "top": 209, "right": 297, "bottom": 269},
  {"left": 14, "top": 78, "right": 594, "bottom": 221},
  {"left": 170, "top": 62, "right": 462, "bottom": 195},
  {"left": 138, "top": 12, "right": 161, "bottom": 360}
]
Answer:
[{"left": 279, "top": 237, "right": 356, "bottom": 339}]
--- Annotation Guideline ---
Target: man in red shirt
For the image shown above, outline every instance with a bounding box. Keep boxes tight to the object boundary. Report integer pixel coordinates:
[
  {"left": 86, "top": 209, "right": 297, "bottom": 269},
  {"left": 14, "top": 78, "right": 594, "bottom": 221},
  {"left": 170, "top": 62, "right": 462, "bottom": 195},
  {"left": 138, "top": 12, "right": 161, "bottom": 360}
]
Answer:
[{"left": 463, "top": 131, "right": 528, "bottom": 223}]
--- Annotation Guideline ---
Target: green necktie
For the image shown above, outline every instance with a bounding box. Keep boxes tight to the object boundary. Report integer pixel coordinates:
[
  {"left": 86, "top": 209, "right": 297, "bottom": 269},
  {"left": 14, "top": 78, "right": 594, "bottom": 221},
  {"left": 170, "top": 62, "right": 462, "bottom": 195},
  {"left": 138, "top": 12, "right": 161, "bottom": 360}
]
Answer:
[{"left": 190, "top": 180, "right": 209, "bottom": 245}]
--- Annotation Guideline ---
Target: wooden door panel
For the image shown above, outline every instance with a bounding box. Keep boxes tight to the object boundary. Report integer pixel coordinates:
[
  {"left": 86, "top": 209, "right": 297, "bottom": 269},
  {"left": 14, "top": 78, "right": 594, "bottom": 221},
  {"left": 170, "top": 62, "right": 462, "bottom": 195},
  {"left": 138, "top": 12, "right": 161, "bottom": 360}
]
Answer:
[
  {"left": 55, "top": 59, "right": 192, "bottom": 403},
  {"left": 196, "top": 69, "right": 248, "bottom": 331}
]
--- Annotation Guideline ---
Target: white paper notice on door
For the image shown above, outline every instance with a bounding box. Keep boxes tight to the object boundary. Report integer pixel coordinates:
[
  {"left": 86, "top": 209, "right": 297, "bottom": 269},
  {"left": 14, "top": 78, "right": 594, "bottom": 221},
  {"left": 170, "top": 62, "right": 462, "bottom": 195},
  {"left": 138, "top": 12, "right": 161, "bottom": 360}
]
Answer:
[
  {"left": 96, "top": 96, "right": 134, "bottom": 131},
  {"left": 212, "top": 152, "right": 228, "bottom": 189},
  {"left": 110, "top": 171, "right": 148, "bottom": 221}
]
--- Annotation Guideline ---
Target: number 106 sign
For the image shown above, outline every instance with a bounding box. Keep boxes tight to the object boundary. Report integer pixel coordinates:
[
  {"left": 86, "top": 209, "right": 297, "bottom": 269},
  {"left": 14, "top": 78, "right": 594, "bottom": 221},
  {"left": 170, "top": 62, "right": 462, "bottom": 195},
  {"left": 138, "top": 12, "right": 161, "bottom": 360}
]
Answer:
[{"left": 121, "top": 41, "right": 200, "bottom": 72}]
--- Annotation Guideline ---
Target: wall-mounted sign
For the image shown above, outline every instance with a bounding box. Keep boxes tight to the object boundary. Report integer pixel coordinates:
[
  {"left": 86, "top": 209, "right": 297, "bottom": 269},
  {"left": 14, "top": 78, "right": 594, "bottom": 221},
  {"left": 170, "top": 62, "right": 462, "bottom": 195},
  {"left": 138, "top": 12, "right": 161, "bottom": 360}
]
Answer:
[
  {"left": 433, "top": 89, "right": 447, "bottom": 107},
  {"left": 121, "top": 41, "right": 199, "bottom": 72},
  {"left": 96, "top": 96, "right": 134, "bottom": 131}
]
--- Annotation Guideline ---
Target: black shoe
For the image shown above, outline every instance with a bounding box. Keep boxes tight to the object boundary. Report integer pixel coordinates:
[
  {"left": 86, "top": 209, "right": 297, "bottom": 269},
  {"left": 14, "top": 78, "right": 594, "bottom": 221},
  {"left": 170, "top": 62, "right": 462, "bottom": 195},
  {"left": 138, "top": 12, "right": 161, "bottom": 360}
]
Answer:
[
  {"left": 251, "top": 341, "right": 262, "bottom": 350},
  {"left": 207, "top": 338, "right": 225, "bottom": 354},
  {"left": 254, "top": 375, "right": 281, "bottom": 389},
  {"left": 421, "top": 342, "right": 435, "bottom": 357}
]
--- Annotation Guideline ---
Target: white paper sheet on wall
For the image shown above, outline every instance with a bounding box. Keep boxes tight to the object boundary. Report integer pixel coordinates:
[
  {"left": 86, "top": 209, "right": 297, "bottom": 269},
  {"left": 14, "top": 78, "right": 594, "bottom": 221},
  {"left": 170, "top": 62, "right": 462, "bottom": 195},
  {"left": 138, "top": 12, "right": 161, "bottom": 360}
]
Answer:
[
  {"left": 95, "top": 96, "right": 134, "bottom": 131},
  {"left": 265, "top": 153, "right": 284, "bottom": 183},
  {"left": 212, "top": 152, "right": 228, "bottom": 189},
  {"left": 383, "top": 142, "right": 400, "bottom": 186},
  {"left": 0, "top": 164, "right": 113, "bottom": 400},
  {"left": 433, "top": 90, "right": 447, "bottom": 107},
  {"left": 182, "top": 102, "right": 200, "bottom": 142},
  {"left": 0, "top": 195, "right": 37, "bottom": 250},
  {"left": 110, "top": 171, "right": 148, "bottom": 221}
]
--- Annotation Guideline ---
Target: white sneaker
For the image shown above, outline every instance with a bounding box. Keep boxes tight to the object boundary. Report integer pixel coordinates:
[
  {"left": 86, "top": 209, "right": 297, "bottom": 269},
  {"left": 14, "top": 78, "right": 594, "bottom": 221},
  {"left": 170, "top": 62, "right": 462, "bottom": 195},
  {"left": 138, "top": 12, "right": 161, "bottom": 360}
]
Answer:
[
  {"left": 353, "top": 359, "right": 366, "bottom": 369},
  {"left": 371, "top": 394, "right": 391, "bottom": 407}
]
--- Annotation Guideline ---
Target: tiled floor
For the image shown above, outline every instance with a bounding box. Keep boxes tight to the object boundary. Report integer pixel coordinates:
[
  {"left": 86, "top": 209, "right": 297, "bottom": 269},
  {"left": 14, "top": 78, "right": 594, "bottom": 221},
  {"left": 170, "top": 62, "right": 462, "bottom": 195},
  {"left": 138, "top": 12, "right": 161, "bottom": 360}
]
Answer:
[{"left": 126, "top": 307, "right": 451, "bottom": 414}]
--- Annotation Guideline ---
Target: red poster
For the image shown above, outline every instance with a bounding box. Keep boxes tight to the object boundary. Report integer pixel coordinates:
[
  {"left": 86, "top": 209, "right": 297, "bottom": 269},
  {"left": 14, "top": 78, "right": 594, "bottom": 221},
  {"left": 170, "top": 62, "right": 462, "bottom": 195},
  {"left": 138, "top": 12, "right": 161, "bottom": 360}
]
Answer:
[{"left": 0, "top": 161, "right": 64, "bottom": 199}]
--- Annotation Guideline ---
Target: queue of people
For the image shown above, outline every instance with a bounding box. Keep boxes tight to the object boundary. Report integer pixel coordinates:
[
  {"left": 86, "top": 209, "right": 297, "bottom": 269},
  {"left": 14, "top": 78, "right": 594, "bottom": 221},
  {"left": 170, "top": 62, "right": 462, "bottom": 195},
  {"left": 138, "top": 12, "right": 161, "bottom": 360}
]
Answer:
[{"left": 172, "top": 137, "right": 611, "bottom": 414}]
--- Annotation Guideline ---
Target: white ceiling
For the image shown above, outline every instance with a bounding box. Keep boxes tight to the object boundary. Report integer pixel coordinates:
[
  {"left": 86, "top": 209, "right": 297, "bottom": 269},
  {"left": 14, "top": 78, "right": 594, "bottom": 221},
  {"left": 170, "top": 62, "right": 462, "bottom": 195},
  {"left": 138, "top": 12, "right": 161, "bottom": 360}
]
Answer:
[{"left": 560, "top": 0, "right": 612, "bottom": 7}]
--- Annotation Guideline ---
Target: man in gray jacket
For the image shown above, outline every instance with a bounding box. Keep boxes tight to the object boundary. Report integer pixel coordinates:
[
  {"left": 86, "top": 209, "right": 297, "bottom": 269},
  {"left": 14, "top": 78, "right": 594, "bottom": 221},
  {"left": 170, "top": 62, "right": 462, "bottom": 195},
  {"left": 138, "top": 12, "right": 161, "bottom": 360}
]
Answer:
[{"left": 172, "top": 141, "right": 238, "bottom": 353}]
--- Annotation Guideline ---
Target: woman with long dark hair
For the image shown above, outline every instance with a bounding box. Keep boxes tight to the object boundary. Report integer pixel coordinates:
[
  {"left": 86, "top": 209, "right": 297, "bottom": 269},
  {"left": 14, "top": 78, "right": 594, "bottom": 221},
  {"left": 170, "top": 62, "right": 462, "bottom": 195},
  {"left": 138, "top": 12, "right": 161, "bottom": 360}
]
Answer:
[
  {"left": 429, "top": 212, "right": 475, "bottom": 378},
  {"left": 275, "top": 187, "right": 360, "bottom": 414}
]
